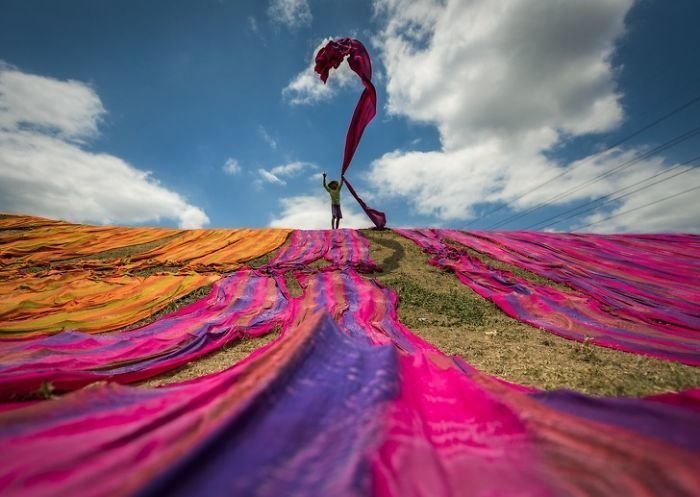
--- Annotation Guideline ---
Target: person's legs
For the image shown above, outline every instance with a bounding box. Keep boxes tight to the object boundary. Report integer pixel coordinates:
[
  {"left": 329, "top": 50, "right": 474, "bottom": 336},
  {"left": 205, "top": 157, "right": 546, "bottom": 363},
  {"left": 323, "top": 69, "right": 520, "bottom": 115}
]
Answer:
[
  {"left": 331, "top": 216, "right": 336, "bottom": 229},
  {"left": 332, "top": 204, "right": 342, "bottom": 230}
]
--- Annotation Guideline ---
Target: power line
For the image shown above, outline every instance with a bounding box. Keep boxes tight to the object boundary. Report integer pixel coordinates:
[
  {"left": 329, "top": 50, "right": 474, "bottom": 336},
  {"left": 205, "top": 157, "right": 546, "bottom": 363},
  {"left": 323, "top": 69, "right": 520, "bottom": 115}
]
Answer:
[
  {"left": 525, "top": 155, "right": 700, "bottom": 230},
  {"left": 465, "top": 94, "right": 700, "bottom": 228},
  {"left": 574, "top": 184, "right": 700, "bottom": 231},
  {"left": 485, "top": 126, "right": 700, "bottom": 229}
]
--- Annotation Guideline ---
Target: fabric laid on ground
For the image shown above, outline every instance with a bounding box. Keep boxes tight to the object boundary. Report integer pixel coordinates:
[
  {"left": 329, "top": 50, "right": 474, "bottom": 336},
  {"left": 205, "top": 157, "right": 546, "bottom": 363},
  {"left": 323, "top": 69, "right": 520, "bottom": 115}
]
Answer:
[
  {"left": 0, "top": 269, "right": 289, "bottom": 397},
  {"left": 395, "top": 228, "right": 700, "bottom": 366},
  {"left": 0, "top": 270, "right": 218, "bottom": 338},
  {"left": 0, "top": 215, "right": 290, "bottom": 274},
  {"left": 315, "top": 38, "right": 386, "bottom": 228},
  {"left": 269, "top": 228, "right": 379, "bottom": 272},
  {"left": 125, "top": 227, "right": 290, "bottom": 271},
  {"left": 442, "top": 230, "right": 700, "bottom": 330},
  {"left": 0, "top": 214, "right": 69, "bottom": 230},
  {"left": 0, "top": 229, "right": 376, "bottom": 397},
  {"left": 0, "top": 222, "right": 178, "bottom": 269},
  {"left": 1, "top": 265, "right": 699, "bottom": 496}
]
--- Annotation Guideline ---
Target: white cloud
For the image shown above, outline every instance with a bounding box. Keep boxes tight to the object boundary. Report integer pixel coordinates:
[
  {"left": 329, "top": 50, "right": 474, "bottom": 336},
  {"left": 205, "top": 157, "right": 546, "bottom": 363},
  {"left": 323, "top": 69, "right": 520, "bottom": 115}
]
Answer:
[
  {"left": 258, "top": 168, "right": 286, "bottom": 185},
  {"left": 257, "top": 125, "right": 278, "bottom": 149},
  {"left": 271, "top": 160, "right": 316, "bottom": 176},
  {"left": 222, "top": 157, "right": 241, "bottom": 175},
  {"left": 282, "top": 38, "right": 360, "bottom": 105},
  {"left": 365, "top": 0, "right": 692, "bottom": 233},
  {"left": 267, "top": 0, "right": 312, "bottom": 29},
  {"left": 0, "top": 62, "right": 105, "bottom": 141},
  {"left": 256, "top": 161, "right": 318, "bottom": 187},
  {"left": 0, "top": 63, "right": 209, "bottom": 229},
  {"left": 577, "top": 168, "right": 700, "bottom": 233},
  {"left": 269, "top": 194, "right": 371, "bottom": 229}
]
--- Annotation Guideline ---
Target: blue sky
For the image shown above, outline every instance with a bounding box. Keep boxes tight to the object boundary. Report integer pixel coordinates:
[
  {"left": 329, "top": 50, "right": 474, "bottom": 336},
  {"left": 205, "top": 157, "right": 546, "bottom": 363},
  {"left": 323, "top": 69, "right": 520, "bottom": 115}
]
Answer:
[{"left": 0, "top": 0, "right": 698, "bottom": 232}]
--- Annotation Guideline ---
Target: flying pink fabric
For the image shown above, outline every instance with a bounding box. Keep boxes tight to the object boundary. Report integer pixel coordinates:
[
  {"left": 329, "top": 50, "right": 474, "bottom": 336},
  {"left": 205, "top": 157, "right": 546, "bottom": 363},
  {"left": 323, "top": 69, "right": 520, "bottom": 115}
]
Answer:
[
  {"left": 395, "top": 228, "right": 700, "bottom": 365},
  {"left": 315, "top": 38, "right": 386, "bottom": 228}
]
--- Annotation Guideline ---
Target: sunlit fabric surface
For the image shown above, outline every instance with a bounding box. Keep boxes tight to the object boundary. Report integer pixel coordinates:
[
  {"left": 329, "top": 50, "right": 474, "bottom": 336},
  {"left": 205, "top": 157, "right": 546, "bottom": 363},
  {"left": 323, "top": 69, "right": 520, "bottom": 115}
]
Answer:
[
  {"left": 0, "top": 271, "right": 218, "bottom": 338},
  {"left": 0, "top": 225, "right": 698, "bottom": 496},
  {"left": 395, "top": 228, "right": 700, "bottom": 365}
]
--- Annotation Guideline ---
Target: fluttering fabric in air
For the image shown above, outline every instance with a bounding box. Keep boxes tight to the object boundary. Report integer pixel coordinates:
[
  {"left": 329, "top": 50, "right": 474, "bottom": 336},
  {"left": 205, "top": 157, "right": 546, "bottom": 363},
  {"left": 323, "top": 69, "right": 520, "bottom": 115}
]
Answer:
[
  {"left": 315, "top": 38, "right": 386, "bottom": 228},
  {"left": 395, "top": 228, "right": 700, "bottom": 365}
]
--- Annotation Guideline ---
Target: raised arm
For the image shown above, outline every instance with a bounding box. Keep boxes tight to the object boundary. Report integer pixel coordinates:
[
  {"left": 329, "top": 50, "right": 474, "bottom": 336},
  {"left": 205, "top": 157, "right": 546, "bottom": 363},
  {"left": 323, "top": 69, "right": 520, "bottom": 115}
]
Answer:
[
  {"left": 338, "top": 177, "right": 344, "bottom": 190},
  {"left": 322, "top": 172, "right": 330, "bottom": 191}
]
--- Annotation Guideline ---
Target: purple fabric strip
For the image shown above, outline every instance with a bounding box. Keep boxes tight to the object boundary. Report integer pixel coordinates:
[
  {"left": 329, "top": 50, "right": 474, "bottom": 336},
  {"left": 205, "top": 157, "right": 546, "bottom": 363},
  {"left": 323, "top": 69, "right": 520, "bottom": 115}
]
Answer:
[{"left": 134, "top": 312, "right": 399, "bottom": 497}]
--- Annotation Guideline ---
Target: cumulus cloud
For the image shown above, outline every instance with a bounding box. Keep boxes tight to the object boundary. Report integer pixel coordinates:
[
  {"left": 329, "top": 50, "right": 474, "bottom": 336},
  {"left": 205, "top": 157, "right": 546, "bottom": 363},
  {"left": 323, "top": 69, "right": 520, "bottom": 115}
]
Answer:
[
  {"left": 269, "top": 194, "right": 370, "bottom": 229},
  {"left": 365, "top": 0, "right": 692, "bottom": 232},
  {"left": 267, "top": 0, "right": 312, "bottom": 29},
  {"left": 282, "top": 38, "right": 359, "bottom": 105},
  {"left": 222, "top": 157, "right": 241, "bottom": 175},
  {"left": 576, "top": 167, "right": 700, "bottom": 232},
  {"left": 0, "top": 63, "right": 209, "bottom": 228}
]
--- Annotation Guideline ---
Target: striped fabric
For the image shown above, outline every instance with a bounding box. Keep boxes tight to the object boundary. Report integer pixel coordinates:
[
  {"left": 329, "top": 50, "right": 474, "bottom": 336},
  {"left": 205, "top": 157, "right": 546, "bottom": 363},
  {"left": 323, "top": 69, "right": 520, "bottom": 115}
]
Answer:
[
  {"left": 0, "top": 270, "right": 219, "bottom": 338},
  {"left": 395, "top": 228, "right": 700, "bottom": 365},
  {"left": 0, "top": 227, "right": 698, "bottom": 496},
  {"left": 0, "top": 269, "right": 289, "bottom": 397}
]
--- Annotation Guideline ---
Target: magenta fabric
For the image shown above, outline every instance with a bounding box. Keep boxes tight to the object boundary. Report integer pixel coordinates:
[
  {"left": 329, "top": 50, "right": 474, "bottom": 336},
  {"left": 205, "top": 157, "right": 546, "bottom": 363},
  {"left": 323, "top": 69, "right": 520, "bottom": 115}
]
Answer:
[
  {"left": 443, "top": 230, "right": 700, "bottom": 330},
  {"left": 315, "top": 38, "right": 386, "bottom": 228},
  {"left": 395, "top": 228, "right": 700, "bottom": 365},
  {"left": 268, "top": 228, "right": 379, "bottom": 272},
  {"left": 1, "top": 229, "right": 700, "bottom": 496}
]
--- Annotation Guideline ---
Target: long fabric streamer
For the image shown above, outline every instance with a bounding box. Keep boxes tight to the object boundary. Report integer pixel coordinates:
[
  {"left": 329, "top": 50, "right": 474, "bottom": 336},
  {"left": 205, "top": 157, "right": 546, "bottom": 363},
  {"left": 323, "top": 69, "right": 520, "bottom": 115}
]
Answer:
[
  {"left": 395, "top": 228, "right": 700, "bottom": 365},
  {"left": 315, "top": 38, "right": 386, "bottom": 228}
]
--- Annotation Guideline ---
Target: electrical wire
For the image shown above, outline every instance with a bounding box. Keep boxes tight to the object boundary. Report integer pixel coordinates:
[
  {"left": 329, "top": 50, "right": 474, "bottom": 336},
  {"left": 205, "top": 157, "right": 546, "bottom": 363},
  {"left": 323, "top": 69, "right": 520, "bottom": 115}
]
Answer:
[{"left": 465, "top": 94, "right": 700, "bottom": 228}]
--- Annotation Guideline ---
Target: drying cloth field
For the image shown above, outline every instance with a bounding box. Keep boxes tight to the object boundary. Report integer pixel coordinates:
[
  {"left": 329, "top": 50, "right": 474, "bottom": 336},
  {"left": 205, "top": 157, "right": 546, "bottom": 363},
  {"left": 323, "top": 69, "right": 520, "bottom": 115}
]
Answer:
[{"left": 0, "top": 214, "right": 699, "bottom": 496}]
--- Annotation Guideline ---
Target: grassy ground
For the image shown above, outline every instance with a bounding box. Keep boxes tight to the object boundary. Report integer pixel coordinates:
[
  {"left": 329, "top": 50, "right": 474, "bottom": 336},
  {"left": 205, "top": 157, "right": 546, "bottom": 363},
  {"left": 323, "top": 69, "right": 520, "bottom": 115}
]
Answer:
[{"left": 4, "top": 220, "right": 699, "bottom": 396}]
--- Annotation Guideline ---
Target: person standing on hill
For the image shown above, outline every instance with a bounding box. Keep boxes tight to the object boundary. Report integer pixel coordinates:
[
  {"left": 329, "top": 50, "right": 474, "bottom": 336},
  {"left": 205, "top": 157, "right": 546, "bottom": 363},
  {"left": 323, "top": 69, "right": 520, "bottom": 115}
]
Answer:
[{"left": 323, "top": 172, "right": 344, "bottom": 230}]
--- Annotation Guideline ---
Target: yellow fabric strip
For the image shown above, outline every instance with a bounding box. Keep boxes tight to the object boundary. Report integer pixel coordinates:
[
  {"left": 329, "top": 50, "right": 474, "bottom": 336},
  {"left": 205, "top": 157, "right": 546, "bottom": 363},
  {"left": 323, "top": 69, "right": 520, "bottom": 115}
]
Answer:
[{"left": 0, "top": 270, "right": 219, "bottom": 338}]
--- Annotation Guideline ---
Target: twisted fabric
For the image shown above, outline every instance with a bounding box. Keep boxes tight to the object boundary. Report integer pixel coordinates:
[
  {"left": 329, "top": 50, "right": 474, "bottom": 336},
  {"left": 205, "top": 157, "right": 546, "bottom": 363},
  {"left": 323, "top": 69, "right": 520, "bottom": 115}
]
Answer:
[{"left": 315, "top": 38, "right": 386, "bottom": 228}]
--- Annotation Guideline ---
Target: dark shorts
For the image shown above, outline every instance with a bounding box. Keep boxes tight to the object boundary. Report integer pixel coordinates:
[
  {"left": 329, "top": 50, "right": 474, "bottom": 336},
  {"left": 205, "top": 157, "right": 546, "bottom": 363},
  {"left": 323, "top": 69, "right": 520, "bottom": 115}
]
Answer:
[{"left": 332, "top": 204, "right": 342, "bottom": 219}]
